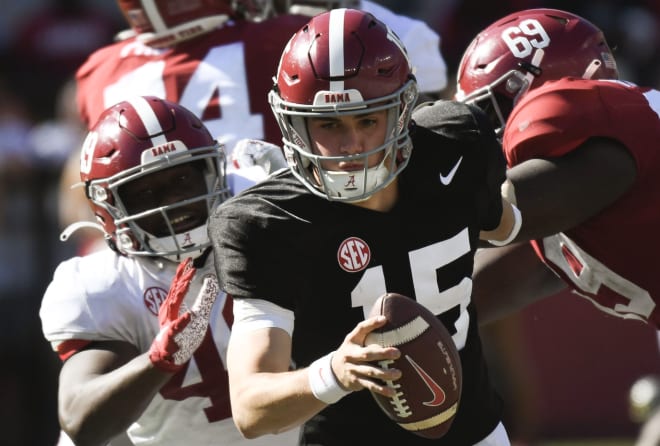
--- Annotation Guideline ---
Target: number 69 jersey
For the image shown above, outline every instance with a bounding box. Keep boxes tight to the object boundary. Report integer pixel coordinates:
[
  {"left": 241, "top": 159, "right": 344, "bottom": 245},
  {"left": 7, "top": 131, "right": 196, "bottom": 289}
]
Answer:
[
  {"left": 503, "top": 78, "right": 660, "bottom": 327},
  {"left": 75, "top": 14, "right": 309, "bottom": 151},
  {"left": 39, "top": 249, "right": 297, "bottom": 446}
]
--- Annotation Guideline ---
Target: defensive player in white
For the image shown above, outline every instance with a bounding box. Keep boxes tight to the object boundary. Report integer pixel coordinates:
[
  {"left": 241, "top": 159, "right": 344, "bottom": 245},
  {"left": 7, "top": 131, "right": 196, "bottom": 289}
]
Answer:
[
  {"left": 40, "top": 96, "right": 298, "bottom": 446},
  {"left": 281, "top": 0, "right": 448, "bottom": 101}
]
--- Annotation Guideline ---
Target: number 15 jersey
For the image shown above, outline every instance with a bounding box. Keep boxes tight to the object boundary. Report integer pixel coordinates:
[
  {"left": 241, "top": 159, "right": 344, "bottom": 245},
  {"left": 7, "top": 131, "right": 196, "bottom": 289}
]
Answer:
[{"left": 210, "top": 101, "right": 507, "bottom": 445}]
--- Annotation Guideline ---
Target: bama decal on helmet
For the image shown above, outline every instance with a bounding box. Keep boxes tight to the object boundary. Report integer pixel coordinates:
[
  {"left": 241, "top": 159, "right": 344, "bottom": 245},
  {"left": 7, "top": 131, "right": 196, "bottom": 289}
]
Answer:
[
  {"left": 312, "top": 89, "right": 364, "bottom": 107},
  {"left": 141, "top": 140, "right": 189, "bottom": 163},
  {"left": 337, "top": 236, "right": 371, "bottom": 272}
]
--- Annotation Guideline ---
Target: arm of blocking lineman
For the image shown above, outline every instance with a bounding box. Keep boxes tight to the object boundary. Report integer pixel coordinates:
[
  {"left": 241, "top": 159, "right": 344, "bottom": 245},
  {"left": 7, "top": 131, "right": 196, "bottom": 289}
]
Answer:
[
  {"left": 506, "top": 137, "right": 636, "bottom": 241},
  {"left": 471, "top": 241, "right": 567, "bottom": 326},
  {"left": 479, "top": 197, "right": 522, "bottom": 245}
]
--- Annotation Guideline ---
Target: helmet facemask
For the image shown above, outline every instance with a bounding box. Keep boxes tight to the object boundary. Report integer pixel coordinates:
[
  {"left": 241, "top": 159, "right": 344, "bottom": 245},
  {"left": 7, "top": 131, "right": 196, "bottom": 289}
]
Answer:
[
  {"left": 271, "top": 78, "right": 418, "bottom": 202},
  {"left": 87, "top": 144, "right": 230, "bottom": 261},
  {"left": 455, "top": 8, "right": 619, "bottom": 136},
  {"left": 456, "top": 69, "right": 530, "bottom": 139}
]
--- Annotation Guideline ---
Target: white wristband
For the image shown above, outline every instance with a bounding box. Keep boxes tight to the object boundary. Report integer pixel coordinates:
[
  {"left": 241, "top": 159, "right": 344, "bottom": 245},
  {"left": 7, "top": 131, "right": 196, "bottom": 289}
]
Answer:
[
  {"left": 308, "top": 352, "right": 352, "bottom": 404},
  {"left": 488, "top": 203, "right": 522, "bottom": 246}
]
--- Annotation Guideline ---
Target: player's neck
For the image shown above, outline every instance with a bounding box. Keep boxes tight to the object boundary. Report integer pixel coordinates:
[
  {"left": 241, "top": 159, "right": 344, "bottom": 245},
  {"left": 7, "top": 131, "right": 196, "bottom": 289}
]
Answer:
[{"left": 351, "top": 178, "right": 398, "bottom": 212}]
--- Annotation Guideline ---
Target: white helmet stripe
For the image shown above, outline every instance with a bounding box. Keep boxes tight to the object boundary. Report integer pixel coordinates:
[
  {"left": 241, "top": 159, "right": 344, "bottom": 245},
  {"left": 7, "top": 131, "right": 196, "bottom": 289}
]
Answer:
[
  {"left": 142, "top": 0, "right": 167, "bottom": 33},
  {"left": 128, "top": 96, "right": 168, "bottom": 147},
  {"left": 328, "top": 8, "right": 346, "bottom": 92}
]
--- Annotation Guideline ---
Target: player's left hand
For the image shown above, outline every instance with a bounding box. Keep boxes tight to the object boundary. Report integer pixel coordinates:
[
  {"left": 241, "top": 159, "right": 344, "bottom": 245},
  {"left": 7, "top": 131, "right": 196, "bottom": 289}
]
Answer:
[
  {"left": 331, "top": 316, "right": 402, "bottom": 397},
  {"left": 148, "top": 258, "right": 219, "bottom": 372}
]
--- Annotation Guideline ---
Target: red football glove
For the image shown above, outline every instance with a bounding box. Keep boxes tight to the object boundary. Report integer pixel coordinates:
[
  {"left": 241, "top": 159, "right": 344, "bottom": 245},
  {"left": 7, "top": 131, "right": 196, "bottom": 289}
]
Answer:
[{"left": 148, "top": 258, "right": 219, "bottom": 373}]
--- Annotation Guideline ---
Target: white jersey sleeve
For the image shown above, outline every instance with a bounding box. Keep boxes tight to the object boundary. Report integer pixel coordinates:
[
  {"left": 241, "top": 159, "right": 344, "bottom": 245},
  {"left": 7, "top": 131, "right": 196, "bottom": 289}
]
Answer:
[
  {"left": 360, "top": 0, "right": 447, "bottom": 94},
  {"left": 40, "top": 249, "right": 155, "bottom": 352},
  {"left": 41, "top": 249, "right": 299, "bottom": 446}
]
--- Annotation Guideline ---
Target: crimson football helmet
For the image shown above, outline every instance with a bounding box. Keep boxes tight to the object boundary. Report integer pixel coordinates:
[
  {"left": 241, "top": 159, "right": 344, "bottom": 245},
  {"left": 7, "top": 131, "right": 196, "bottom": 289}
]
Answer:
[
  {"left": 117, "top": 0, "right": 274, "bottom": 47},
  {"left": 456, "top": 8, "right": 619, "bottom": 136},
  {"left": 269, "top": 8, "right": 418, "bottom": 202},
  {"left": 67, "top": 96, "right": 230, "bottom": 261}
]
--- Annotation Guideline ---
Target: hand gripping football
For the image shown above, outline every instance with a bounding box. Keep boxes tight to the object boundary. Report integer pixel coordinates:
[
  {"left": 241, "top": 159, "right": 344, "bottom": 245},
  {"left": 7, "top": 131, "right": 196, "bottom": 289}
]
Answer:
[{"left": 364, "top": 293, "right": 462, "bottom": 439}]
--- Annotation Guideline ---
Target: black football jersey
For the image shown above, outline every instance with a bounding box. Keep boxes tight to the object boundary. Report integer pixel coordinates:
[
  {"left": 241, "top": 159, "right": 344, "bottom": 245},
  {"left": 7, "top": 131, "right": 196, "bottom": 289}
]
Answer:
[{"left": 210, "top": 100, "right": 506, "bottom": 445}]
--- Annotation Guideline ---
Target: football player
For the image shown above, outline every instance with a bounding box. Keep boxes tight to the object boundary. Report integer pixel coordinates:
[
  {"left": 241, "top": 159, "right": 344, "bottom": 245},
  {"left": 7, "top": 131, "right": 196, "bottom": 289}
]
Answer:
[
  {"left": 75, "top": 0, "right": 309, "bottom": 154},
  {"left": 455, "top": 8, "right": 660, "bottom": 328},
  {"left": 40, "top": 96, "right": 299, "bottom": 446},
  {"left": 209, "top": 9, "right": 520, "bottom": 445},
  {"left": 63, "top": 0, "right": 296, "bottom": 257},
  {"left": 280, "top": 0, "right": 448, "bottom": 102}
]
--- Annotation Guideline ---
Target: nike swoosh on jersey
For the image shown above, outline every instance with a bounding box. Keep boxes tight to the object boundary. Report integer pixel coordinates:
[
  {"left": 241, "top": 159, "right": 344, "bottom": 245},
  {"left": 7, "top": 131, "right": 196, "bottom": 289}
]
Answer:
[
  {"left": 439, "top": 156, "right": 463, "bottom": 185},
  {"left": 406, "top": 355, "right": 446, "bottom": 407}
]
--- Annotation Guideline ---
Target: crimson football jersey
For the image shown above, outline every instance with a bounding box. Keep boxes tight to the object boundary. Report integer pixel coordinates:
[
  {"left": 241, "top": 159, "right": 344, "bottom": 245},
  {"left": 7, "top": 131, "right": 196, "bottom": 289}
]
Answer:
[
  {"left": 503, "top": 78, "right": 660, "bottom": 326},
  {"left": 76, "top": 15, "right": 309, "bottom": 152}
]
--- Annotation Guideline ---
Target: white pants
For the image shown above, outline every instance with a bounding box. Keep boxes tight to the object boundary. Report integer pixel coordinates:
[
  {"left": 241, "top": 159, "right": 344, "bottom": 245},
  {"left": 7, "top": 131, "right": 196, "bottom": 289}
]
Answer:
[{"left": 474, "top": 422, "right": 510, "bottom": 446}]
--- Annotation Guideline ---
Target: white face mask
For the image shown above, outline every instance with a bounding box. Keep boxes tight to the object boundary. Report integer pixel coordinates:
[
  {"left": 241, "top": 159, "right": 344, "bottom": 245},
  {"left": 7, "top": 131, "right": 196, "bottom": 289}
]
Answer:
[
  {"left": 143, "top": 223, "right": 210, "bottom": 262},
  {"left": 319, "top": 162, "right": 392, "bottom": 202},
  {"left": 117, "top": 223, "right": 211, "bottom": 262},
  {"left": 271, "top": 79, "right": 418, "bottom": 202}
]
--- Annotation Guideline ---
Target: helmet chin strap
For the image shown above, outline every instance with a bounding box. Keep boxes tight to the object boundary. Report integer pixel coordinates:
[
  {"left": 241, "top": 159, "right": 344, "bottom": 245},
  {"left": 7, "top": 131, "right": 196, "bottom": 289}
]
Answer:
[
  {"left": 582, "top": 59, "right": 603, "bottom": 79},
  {"left": 60, "top": 221, "right": 106, "bottom": 242},
  {"left": 143, "top": 224, "right": 210, "bottom": 262},
  {"left": 521, "top": 48, "right": 545, "bottom": 96},
  {"left": 320, "top": 162, "right": 391, "bottom": 202}
]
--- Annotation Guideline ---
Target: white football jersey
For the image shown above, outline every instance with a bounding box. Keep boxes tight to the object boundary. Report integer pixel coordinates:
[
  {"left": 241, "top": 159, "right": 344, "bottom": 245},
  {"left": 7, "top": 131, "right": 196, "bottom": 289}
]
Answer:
[
  {"left": 41, "top": 249, "right": 298, "bottom": 446},
  {"left": 360, "top": 0, "right": 447, "bottom": 94}
]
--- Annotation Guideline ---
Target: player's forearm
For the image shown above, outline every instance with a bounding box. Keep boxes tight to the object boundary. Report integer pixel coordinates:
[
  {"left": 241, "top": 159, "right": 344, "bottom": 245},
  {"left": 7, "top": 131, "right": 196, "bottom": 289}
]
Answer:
[
  {"left": 472, "top": 242, "right": 566, "bottom": 325},
  {"left": 59, "top": 353, "right": 171, "bottom": 446},
  {"left": 231, "top": 368, "right": 327, "bottom": 438}
]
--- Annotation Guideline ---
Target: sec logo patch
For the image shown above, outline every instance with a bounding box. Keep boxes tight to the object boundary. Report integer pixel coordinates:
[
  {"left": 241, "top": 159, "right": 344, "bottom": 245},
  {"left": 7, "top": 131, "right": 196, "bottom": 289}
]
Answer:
[
  {"left": 144, "top": 286, "right": 168, "bottom": 316},
  {"left": 337, "top": 237, "right": 371, "bottom": 272}
]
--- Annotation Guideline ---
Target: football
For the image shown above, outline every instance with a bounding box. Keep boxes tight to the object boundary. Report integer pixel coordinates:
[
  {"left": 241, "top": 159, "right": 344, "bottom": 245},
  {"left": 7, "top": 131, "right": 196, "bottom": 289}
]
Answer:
[{"left": 364, "top": 293, "right": 462, "bottom": 439}]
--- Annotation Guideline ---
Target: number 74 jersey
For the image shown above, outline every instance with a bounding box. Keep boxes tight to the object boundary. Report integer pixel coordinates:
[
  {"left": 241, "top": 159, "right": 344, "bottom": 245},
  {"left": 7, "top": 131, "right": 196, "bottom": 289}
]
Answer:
[{"left": 75, "top": 15, "right": 309, "bottom": 152}]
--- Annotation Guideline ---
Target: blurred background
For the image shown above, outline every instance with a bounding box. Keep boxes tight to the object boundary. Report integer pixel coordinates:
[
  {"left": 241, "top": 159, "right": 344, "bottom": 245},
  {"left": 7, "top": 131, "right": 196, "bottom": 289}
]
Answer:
[{"left": 1, "top": 1, "right": 658, "bottom": 445}]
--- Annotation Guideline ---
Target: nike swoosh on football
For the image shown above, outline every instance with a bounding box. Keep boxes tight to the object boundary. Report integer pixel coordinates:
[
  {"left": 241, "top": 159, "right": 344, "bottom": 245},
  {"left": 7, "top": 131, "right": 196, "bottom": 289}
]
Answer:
[
  {"left": 406, "top": 355, "right": 446, "bottom": 407},
  {"left": 439, "top": 156, "right": 463, "bottom": 186}
]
